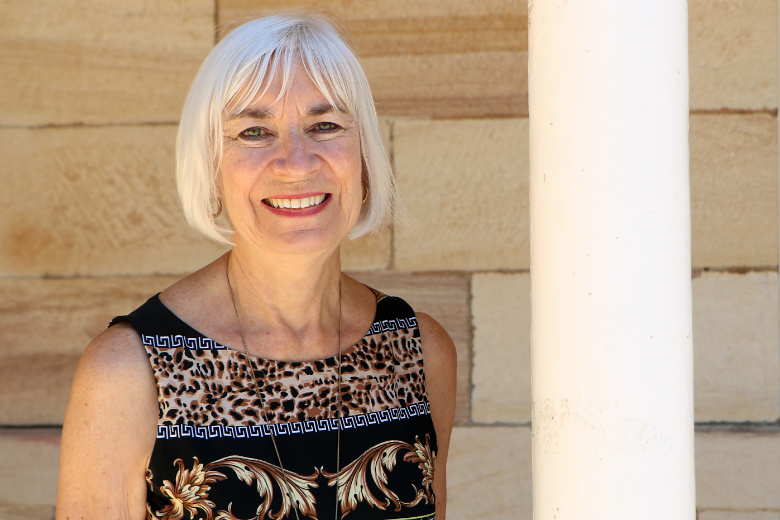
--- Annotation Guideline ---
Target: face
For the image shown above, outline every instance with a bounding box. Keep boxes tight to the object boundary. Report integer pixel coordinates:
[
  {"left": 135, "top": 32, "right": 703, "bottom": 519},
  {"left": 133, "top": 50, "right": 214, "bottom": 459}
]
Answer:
[{"left": 220, "top": 62, "right": 363, "bottom": 256}]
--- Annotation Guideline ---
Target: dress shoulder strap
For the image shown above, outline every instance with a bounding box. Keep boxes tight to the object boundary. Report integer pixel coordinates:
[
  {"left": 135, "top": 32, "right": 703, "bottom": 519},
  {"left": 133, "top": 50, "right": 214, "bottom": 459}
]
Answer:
[
  {"left": 111, "top": 293, "right": 209, "bottom": 342},
  {"left": 108, "top": 293, "right": 166, "bottom": 334},
  {"left": 373, "top": 293, "right": 417, "bottom": 322}
]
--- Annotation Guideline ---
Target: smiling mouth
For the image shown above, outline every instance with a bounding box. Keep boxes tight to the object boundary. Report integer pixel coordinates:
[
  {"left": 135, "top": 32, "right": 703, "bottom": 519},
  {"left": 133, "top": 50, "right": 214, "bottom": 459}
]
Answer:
[{"left": 263, "top": 194, "right": 329, "bottom": 209}]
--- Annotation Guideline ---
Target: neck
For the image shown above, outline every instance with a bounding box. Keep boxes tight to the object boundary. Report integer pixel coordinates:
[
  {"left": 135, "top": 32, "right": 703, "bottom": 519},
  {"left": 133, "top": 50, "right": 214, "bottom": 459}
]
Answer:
[{"left": 225, "top": 242, "right": 343, "bottom": 356}]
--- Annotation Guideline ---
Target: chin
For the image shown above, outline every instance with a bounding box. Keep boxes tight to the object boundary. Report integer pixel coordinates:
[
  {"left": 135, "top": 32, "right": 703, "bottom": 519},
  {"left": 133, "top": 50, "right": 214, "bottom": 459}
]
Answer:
[{"left": 272, "top": 228, "right": 345, "bottom": 256}]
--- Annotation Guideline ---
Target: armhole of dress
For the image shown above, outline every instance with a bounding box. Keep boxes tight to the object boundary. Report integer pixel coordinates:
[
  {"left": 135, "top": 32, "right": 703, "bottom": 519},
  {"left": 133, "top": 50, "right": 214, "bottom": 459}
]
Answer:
[
  {"left": 107, "top": 313, "right": 163, "bottom": 423},
  {"left": 374, "top": 295, "right": 424, "bottom": 407},
  {"left": 108, "top": 315, "right": 130, "bottom": 329}
]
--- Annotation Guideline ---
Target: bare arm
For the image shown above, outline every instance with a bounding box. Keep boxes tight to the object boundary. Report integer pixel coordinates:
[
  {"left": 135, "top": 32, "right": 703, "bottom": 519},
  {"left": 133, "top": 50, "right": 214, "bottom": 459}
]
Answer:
[
  {"left": 417, "top": 312, "right": 457, "bottom": 520},
  {"left": 56, "top": 324, "right": 158, "bottom": 520}
]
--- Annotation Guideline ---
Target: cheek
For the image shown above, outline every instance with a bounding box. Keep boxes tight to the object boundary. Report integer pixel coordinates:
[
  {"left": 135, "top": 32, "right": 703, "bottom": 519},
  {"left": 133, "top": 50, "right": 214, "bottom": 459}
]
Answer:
[
  {"left": 343, "top": 157, "right": 363, "bottom": 202},
  {"left": 344, "top": 140, "right": 363, "bottom": 194},
  {"left": 220, "top": 149, "right": 268, "bottom": 193},
  {"left": 222, "top": 148, "right": 253, "bottom": 176},
  {"left": 218, "top": 160, "right": 257, "bottom": 222}
]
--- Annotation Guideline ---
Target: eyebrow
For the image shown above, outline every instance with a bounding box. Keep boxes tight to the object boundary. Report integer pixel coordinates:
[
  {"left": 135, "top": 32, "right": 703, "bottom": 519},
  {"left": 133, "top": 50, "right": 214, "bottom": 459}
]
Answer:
[
  {"left": 227, "top": 107, "right": 273, "bottom": 121},
  {"left": 306, "top": 103, "right": 343, "bottom": 116},
  {"left": 227, "top": 103, "right": 346, "bottom": 121}
]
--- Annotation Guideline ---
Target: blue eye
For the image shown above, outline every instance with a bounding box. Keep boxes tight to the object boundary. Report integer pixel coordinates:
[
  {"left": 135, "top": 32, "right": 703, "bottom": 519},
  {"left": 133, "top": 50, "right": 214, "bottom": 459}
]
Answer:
[{"left": 239, "top": 127, "right": 267, "bottom": 139}]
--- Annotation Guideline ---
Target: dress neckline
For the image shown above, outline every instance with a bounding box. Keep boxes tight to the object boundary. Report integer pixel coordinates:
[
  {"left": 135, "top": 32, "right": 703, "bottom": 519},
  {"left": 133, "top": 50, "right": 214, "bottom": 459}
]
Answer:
[{"left": 149, "top": 290, "right": 384, "bottom": 365}]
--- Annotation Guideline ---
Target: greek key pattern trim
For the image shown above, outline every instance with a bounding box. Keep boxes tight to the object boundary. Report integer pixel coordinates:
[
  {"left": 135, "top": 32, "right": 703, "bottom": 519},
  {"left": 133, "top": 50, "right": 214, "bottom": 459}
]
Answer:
[
  {"left": 156, "top": 402, "right": 431, "bottom": 440},
  {"left": 140, "top": 316, "right": 417, "bottom": 350},
  {"left": 141, "top": 334, "right": 226, "bottom": 350},
  {"left": 365, "top": 316, "right": 418, "bottom": 336}
]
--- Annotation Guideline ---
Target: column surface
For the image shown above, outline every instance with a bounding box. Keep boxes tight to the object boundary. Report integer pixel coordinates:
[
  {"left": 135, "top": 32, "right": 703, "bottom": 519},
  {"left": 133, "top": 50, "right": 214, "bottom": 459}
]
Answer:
[{"left": 528, "top": 1, "right": 695, "bottom": 518}]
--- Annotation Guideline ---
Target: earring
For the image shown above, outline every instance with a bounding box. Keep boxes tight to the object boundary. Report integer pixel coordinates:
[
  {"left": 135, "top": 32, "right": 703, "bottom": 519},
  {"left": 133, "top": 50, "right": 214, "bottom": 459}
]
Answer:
[
  {"left": 211, "top": 197, "right": 222, "bottom": 218},
  {"left": 361, "top": 181, "right": 369, "bottom": 204}
]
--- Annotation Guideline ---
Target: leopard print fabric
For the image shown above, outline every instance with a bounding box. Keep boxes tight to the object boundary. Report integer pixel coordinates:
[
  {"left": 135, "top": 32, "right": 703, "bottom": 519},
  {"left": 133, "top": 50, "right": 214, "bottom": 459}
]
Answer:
[{"left": 129, "top": 293, "right": 429, "bottom": 427}]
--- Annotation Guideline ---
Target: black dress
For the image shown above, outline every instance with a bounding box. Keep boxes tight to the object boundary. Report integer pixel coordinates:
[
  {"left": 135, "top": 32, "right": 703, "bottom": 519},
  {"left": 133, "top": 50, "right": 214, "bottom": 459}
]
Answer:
[{"left": 111, "top": 290, "right": 438, "bottom": 520}]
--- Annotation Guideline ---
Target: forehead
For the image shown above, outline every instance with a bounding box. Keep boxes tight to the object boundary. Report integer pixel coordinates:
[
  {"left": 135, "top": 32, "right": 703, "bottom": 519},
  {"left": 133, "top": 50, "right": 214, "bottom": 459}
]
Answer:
[{"left": 225, "top": 61, "right": 345, "bottom": 119}]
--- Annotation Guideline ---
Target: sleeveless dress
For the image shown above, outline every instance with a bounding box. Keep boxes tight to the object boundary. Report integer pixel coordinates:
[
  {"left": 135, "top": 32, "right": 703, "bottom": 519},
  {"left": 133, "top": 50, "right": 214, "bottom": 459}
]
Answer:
[{"left": 110, "top": 290, "right": 438, "bottom": 520}]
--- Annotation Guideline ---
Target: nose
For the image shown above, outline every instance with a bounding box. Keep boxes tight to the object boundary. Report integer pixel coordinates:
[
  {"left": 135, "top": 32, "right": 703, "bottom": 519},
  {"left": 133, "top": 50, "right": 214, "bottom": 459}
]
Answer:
[{"left": 273, "top": 128, "right": 316, "bottom": 178}]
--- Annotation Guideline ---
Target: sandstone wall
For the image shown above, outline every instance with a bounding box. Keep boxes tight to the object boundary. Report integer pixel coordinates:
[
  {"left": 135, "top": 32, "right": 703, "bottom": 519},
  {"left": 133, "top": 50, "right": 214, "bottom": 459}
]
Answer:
[{"left": 0, "top": 1, "right": 777, "bottom": 518}]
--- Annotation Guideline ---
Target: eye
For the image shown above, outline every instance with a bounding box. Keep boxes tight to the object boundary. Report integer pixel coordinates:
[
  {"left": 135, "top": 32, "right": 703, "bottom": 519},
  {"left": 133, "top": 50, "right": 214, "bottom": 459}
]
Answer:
[
  {"left": 312, "top": 121, "right": 341, "bottom": 133},
  {"left": 238, "top": 126, "right": 269, "bottom": 140}
]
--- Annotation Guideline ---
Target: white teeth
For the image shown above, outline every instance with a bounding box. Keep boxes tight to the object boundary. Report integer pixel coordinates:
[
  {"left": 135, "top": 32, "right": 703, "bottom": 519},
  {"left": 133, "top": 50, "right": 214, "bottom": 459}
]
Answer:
[{"left": 267, "top": 194, "right": 327, "bottom": 209}]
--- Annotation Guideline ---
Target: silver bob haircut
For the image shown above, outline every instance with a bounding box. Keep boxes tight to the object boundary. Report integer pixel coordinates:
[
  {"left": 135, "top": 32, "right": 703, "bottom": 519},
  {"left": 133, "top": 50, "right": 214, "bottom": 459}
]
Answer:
[{"left": 176, "top": 13, "right": 400, "bottom": 245}]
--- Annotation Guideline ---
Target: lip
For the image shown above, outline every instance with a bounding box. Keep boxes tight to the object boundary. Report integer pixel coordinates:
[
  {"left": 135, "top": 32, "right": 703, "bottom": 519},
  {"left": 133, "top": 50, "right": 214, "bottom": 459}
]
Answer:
[{"left": 262, "top": 193, "right": 331, "bottom": 217}]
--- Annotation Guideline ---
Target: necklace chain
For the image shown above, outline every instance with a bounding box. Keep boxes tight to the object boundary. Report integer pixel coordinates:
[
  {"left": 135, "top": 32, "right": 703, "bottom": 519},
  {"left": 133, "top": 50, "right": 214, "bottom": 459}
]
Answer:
[{"left": 226, "top": 258, "right": 342, "bottom": 520}]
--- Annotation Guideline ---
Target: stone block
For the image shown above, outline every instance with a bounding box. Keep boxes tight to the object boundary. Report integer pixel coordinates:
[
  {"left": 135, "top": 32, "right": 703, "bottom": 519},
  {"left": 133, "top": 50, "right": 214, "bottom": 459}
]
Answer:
[
  {"left": 447, "top": 426, "right": 531, "bottom": 520},
  {"left": 695, "top": 431, "right": 780, "bottom": 510},
  {"left": 362, "top": 52, "right": 526, "bottom": 119},
  {"left": 0, "top": 429, "right": 60, "bottom": 506},
  {"left": 393, "top": 119, "right": 529, "bottom": 270},
  {"left": 340, "top": 229, "right": 391, "bottom": 271},
  {"left": 472, "top": 273, "right": 531, "bottom": 423},
  {"left": 0, "top": 126, "right": 228, "bottom": 277},
  {"left": 0, "top": 276, "right": 178, "bottom": 425},
  {"left": 699, "top": 512, "right": 780, "bottom": 520},
  {"left": 693, "top": 271, "right": 780, "bottom": 422},
  {"left": 350, "top": 272, "right": 472, "bottom": 424},
  {"left": 0, "top": 506, "right": 54, "bottom": 520},
  {"left": 218, "top": 0, "right": 528, "bottom": 119},
  {"left": 690, "top": 0, "right": 777, "bottom": 110},
  {"left": 690, "top": 114, "right": 778, "bottom": 268},
  {"left": 0, "top": 0, "right": 214, "bottom": 126}
]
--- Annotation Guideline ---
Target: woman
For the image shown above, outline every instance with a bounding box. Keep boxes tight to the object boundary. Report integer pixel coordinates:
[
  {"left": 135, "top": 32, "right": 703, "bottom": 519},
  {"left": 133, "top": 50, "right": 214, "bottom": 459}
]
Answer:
[{"left": 56, "top": 13, "right": 456, "bottom": 520}]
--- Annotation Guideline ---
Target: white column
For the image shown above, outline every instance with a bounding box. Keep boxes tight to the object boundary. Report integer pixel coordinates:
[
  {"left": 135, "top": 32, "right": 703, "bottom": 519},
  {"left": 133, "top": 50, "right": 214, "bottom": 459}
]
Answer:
[{"left": 528, "top": 2, "right": 694, "bottom": 519}]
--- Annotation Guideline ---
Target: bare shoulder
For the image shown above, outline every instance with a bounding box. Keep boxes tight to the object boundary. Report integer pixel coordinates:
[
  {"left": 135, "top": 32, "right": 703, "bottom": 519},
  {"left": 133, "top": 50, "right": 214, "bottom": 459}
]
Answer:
[
  {"left": 62, "top": 322, "right": 158, "bottom": 451},
  {"left": 77, "top": 323, "right": 153, "bottom": 382},
  {"left": 71, "top": 322, "right": 158, "bottom": 429},
  {"left": 416, "top": 312, "right": 457, "bottom": 369},
  {"left": 415, "top": 312, "right": 456, "bottom": 425},
  {"left": 57, "top": 323, "right": 158, "bottom": 518}
]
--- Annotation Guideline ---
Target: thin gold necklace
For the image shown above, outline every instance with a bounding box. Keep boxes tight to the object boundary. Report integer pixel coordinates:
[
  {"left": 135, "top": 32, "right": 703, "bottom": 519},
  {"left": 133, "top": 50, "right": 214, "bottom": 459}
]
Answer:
[{"left": 226, "top": 257, "right": 342, "bottom": 520}]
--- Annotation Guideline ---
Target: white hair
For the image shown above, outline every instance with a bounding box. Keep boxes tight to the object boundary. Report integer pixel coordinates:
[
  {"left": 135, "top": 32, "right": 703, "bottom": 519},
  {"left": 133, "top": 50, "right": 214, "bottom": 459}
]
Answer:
[{"left": 176, "top": 12, "right": 400, "bottom": 245}]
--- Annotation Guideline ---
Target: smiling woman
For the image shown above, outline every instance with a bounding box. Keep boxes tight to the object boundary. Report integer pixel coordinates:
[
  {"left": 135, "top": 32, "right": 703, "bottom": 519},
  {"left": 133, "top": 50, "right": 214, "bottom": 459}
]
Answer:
[
  {"left": 176, "top": 14, "right": 396, "bottom": 246},
  {"left": 55, "top": 12, "right": 456, "bottom": 520}
]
